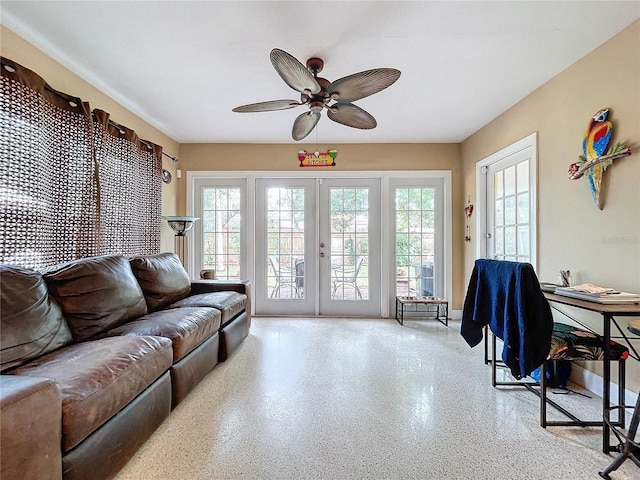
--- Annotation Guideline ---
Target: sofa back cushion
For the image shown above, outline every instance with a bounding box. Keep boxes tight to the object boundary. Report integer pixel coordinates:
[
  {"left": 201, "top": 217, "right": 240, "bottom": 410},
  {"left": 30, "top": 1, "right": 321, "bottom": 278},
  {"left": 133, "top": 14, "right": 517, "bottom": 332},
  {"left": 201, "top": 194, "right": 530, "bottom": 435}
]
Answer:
[
  {"left": 43, "top": 255, "right": 147, "bottom": 341},
  {"left": 129, "top": 253, "right": 191, "bottom": 311},
  {"left": 0, "top": 265, "right": 73, "bottom": 372}
]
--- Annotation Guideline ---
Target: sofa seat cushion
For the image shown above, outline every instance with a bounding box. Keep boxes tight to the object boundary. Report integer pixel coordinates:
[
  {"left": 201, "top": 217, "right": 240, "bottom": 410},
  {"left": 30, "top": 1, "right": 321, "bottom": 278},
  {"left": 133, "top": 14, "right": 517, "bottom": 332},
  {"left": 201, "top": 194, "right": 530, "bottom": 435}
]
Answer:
[
  {"left": 1, "top": 265, "right": 73, "bottom": 372},
  {"left": 42, "top": 255, "right": 147, "bottom": 341},
  {"left": 169, "top": 292, "right": 247, "bottom": 325},
  {"left": 129, "top": 253, "right": 191, "bottom": 312},
  {"left": 10, "top": 335, "right": 172, "bottom": 452},
  {"left": 104, "top": 307, "right": 221, "bottom": 363}
]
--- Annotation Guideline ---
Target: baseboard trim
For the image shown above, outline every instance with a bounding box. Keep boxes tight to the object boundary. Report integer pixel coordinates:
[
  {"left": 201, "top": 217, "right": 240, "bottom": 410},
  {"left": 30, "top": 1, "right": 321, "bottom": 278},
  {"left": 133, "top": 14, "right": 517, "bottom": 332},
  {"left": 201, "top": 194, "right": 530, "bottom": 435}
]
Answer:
[{"left": 571, "top": 363, "right": 638, "bottom": 407}]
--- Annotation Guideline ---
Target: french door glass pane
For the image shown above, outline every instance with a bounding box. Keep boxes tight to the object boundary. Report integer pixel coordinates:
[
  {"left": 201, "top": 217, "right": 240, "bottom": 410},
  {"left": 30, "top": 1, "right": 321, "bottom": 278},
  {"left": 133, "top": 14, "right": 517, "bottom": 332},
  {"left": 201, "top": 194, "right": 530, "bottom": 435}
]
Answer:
[
  {"left": 516, "top": 161, "right": 529, "bottom": 193},
  {"left": 395, "top": 187, "right": 436, "bottom": 297},
  {"left": 494, "top": 199, "right": 504, "bottom": 226},
  {"left": 504, "top": 196, "right": 516, "bottom": 225},
  {"left": 330, "top": 188, "right": 369, "bottom": 300},
  {"left": 492, "top": 160, "right": 530, "bottom": 262},
  {"left": 495, "top": 227, "right": 504, "bottom": 254},
  {"left": 517, "top": 193, "right": 529, "bottom": 223},
  {"left": 266, "top": 187, "right": 305, "bottom": 299},
  {"left": 202, "top": 187, "right": 241, "bottom": 279},
  {"left": 518, "top": 226, "right": 530, "bottom": 256},
  {"left": 494, "top": 171, "right": 503, "bottom": 198},
  {"left": 504, "top": 165, "right": 516, "bottom": 196}
]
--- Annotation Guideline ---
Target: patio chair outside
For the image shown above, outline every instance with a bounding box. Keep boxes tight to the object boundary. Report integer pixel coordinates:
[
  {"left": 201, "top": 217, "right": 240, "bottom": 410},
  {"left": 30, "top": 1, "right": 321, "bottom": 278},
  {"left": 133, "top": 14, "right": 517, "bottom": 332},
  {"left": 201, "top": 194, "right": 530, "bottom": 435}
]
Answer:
[
  {"left": 268, "top": 255, "right": 301, "bottom": 298},
  {"left": 332, "top": 256, "right": 365, "bottom": 299}
]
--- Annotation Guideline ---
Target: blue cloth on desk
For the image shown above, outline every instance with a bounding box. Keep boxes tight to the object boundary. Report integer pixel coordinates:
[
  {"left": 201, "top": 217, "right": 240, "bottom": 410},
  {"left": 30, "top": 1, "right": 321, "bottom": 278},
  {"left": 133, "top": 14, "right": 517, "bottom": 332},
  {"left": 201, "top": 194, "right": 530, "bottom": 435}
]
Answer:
[{"left": 461, "top": 259, "right": 553, "bottom": 379}]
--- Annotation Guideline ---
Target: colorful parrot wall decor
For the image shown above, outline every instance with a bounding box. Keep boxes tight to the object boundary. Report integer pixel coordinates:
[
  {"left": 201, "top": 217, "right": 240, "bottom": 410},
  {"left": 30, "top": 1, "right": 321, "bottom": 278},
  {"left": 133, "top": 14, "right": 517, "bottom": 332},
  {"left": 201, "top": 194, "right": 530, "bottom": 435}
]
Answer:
[{"left": 568, "top": 108, "right": 632, "bottom": 209}]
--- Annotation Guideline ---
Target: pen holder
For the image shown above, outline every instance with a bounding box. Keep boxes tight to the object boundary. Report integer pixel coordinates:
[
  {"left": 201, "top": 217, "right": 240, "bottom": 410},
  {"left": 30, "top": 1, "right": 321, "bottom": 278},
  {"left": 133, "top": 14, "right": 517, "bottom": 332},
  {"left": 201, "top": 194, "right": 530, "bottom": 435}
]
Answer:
[{"left": 557, "top": 270, "right": 572, "bottom": 287}]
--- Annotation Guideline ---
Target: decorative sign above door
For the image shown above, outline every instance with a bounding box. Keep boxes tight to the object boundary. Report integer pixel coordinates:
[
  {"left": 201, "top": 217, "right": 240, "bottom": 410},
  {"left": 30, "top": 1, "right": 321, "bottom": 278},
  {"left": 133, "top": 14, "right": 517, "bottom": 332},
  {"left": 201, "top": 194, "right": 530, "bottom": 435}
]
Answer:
[{"left": 298, "top": 149, "right": 337, "bottom": 167}]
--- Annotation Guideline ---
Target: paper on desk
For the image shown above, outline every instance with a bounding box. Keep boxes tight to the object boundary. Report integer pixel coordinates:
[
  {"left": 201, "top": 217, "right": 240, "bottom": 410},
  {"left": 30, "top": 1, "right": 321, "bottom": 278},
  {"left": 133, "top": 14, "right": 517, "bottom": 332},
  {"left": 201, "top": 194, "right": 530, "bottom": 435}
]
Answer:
[{"left": 561, "top": 283, "right": 616, "bottom": 295}]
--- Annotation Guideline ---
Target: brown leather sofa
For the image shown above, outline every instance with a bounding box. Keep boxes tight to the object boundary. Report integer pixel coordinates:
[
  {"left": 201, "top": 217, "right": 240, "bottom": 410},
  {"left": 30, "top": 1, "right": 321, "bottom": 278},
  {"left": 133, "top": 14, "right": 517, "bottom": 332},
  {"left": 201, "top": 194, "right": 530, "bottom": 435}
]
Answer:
[{"left": 0, "top": 253, "right": 251, "bottom": 480}]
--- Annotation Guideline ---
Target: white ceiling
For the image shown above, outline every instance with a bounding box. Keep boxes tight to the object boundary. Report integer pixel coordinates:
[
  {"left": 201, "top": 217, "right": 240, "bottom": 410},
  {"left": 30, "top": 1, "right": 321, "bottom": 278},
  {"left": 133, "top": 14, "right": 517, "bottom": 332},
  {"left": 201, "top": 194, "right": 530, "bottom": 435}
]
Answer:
[{"left": 2, "top": 1, "right": 639, "bottom": 144}]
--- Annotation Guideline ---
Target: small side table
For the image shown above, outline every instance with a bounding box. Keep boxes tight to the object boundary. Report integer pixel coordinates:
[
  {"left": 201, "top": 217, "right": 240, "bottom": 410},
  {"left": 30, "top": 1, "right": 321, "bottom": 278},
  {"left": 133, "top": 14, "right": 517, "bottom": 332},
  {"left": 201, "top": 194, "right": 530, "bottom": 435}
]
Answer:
[{"left": 395, "top": 296, "right": 449, "bottom": 326}]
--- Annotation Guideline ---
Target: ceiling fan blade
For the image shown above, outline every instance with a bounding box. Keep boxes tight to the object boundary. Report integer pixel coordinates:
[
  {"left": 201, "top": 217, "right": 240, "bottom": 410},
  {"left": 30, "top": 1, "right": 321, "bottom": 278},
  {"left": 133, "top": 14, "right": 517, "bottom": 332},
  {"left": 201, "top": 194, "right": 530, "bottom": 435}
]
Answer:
[
  {"left": 232, "top": 100, "right": 301, "bottom": 113},
  {"left": 327, "top": 103, "right": 377, "bottom": 129},
  {"left": 270, "top": 48, "right": 321, "bottom": 95},
  {"left": 328, "top": 68, "right": 401, "bottom": 102},
  {"left": 292, "top": 111, "right": 321, "bottom": 141}
]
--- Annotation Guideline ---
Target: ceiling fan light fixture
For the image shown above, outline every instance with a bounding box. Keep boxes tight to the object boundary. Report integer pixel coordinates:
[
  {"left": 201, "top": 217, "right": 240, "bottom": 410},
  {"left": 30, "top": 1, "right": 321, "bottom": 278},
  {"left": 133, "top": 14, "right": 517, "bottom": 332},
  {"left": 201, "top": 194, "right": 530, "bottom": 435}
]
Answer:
[{"left": 310, "top": 101, "right": 324, "bottom": 113}]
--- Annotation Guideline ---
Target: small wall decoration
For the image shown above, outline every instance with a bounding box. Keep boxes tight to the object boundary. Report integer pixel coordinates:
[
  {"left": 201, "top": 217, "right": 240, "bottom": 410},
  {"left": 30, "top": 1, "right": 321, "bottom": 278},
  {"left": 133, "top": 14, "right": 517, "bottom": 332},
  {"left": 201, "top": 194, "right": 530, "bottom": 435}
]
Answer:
[
  {"left": 298, "top": 149, "right": 337, "bottom": 167},
  {"left": 161, "top": 169, "right": 172, "bottom": 184},
  {"left": 464, "top": 197, "right": 473, "bottom": 242},
  {"left": 568, "top": 108, "right": 632, "bottom": 209}
]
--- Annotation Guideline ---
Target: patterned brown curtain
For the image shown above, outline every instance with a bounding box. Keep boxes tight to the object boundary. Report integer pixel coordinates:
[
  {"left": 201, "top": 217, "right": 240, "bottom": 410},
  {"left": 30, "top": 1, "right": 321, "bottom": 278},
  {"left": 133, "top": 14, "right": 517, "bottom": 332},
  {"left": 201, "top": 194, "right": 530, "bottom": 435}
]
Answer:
[
  {"left": 0, "top": 57, "right": 163, "bottom": 268},
  {"left": 92, "top": 109, "right": 162, "bottom": 256},
  {"left": 0, "top": 58, "right": 97, "bottom": 268}
]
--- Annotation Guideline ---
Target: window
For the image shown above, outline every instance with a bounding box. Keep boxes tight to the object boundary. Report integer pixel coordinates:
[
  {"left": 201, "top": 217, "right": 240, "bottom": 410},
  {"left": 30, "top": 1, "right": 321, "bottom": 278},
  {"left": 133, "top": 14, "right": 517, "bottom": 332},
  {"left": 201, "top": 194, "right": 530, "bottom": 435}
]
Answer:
[
  {"left": 394, "top": 186, "right": 436, "bottom": 296},
  {"left": 202, "top": 187, "right": 242, "bottom": 279},
  {"left": 193, "top": 178, "right": 247, "bottom": 280}
]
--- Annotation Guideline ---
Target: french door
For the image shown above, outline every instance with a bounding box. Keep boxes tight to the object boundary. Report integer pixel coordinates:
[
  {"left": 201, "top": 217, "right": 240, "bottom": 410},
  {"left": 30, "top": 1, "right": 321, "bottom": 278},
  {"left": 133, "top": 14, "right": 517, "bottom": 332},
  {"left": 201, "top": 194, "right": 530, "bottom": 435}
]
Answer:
[
  {"left": 477, "top": 133, "right": 537, "bottom": 265},
  {"left": 254, "top": 178, "right": 381, "bottom": 316}
]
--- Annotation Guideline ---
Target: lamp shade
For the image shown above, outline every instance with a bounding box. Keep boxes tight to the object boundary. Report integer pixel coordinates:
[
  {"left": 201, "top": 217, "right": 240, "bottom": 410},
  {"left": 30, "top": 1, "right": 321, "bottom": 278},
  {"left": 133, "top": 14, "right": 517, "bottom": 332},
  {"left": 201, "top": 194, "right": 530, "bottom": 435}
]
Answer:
[{"left": 163, "top": 216, "right": 199, "bottom": 236}]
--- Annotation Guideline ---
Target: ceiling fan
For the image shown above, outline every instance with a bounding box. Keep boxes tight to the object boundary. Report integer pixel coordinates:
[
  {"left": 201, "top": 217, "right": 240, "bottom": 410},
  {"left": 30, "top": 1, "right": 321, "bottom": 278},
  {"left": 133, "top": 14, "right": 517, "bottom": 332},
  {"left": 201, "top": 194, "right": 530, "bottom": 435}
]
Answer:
[{"left": 232, "top": 48, "right": 401, "bottom": 141}]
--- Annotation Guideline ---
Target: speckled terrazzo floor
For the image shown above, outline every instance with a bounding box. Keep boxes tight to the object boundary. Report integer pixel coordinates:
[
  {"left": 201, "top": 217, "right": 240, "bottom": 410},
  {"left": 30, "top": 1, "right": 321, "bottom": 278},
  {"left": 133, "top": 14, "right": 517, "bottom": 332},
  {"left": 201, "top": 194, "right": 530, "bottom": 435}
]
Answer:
[{"left": 114, "top": 317, "right": 639, "bottom": 480}]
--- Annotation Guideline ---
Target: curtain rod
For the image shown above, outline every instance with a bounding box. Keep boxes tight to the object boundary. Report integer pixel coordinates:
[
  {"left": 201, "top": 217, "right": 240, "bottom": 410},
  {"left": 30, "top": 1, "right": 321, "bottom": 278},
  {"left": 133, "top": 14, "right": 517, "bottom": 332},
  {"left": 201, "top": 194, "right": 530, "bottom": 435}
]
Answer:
[{"left": 162, "top": 151, "right": 178, "bottom": 162}]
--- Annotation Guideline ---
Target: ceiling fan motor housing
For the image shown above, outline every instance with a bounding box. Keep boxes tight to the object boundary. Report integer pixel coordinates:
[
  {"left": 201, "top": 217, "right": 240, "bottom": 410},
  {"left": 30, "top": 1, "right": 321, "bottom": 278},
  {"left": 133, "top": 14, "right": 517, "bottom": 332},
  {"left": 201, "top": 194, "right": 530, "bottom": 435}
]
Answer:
[
  {"left": 305, "top": 77, "right": 331, "bottom": 113},
  {"left": 306, "top": 57, "right": 324, "bottom": 74}
]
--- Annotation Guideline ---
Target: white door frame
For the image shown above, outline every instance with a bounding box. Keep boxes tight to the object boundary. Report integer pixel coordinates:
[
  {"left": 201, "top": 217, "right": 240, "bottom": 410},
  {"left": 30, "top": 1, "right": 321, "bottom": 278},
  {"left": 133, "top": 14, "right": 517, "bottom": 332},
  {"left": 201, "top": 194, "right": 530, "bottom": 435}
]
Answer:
[
  {"left": 187, "top": 170, "right": 452, "bottom": 317},
  {"left": 475, "top": 132, "right": 538, "bottom": 268}
]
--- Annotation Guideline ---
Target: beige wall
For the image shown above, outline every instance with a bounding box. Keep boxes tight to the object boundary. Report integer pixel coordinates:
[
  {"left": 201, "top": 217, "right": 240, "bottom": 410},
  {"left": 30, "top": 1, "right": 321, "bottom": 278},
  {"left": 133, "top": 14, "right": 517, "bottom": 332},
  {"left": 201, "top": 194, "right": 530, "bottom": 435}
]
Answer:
[
  {"left": 461, "top": 20, "right": 640, "bottom": 394},
  {"left": 0, "top": 25, "right": 180, "bottom": 251},
  {"left": 179, "top": 143, "right": 466, "bottom": 308}
]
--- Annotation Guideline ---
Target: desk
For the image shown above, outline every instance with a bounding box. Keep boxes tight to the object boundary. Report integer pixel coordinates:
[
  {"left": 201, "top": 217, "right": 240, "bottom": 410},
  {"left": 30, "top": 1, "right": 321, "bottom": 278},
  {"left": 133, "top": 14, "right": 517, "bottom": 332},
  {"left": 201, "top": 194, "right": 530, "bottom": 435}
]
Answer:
[
  {"left": 395, "top": 296, "right": 448, "bottom": 326},
  {"left": 543, "top": 292, "right": 640, "bottom": 453}
]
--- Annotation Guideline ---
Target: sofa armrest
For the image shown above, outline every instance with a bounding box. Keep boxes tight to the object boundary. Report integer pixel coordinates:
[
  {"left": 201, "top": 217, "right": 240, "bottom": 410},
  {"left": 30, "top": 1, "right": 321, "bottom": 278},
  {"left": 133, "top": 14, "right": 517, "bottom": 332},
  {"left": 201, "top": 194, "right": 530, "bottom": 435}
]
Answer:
[
  {"left": 0, "top": 375, "right": 62, "bottom": 480},
  {"left": 190, "top": 280, "right": 251, "bottom": 318},
  {"left": 190, "top": 280, "right": 250, "bottom": 297}
]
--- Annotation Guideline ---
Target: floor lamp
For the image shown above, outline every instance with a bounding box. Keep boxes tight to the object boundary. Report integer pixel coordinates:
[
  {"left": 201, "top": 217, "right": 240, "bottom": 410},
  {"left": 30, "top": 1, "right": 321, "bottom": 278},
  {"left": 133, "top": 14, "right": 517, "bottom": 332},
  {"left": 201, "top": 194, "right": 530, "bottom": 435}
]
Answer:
[{"left": 163, "top": 216, "right": 199, "bottom": 267}]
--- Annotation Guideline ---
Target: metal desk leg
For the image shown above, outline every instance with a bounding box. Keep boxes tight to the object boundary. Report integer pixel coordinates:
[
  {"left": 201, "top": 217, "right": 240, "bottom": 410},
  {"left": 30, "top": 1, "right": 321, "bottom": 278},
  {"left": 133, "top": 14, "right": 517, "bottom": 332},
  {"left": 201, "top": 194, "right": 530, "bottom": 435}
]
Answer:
[
  {"left": 484, "top": 325, "right": 490, "bottom": 365},
  {"left": 492, "top": 333, "right": 497, "bottom": 387},
  {"left": 603, "top": 313, "right": 612, "bottom": 453}
]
